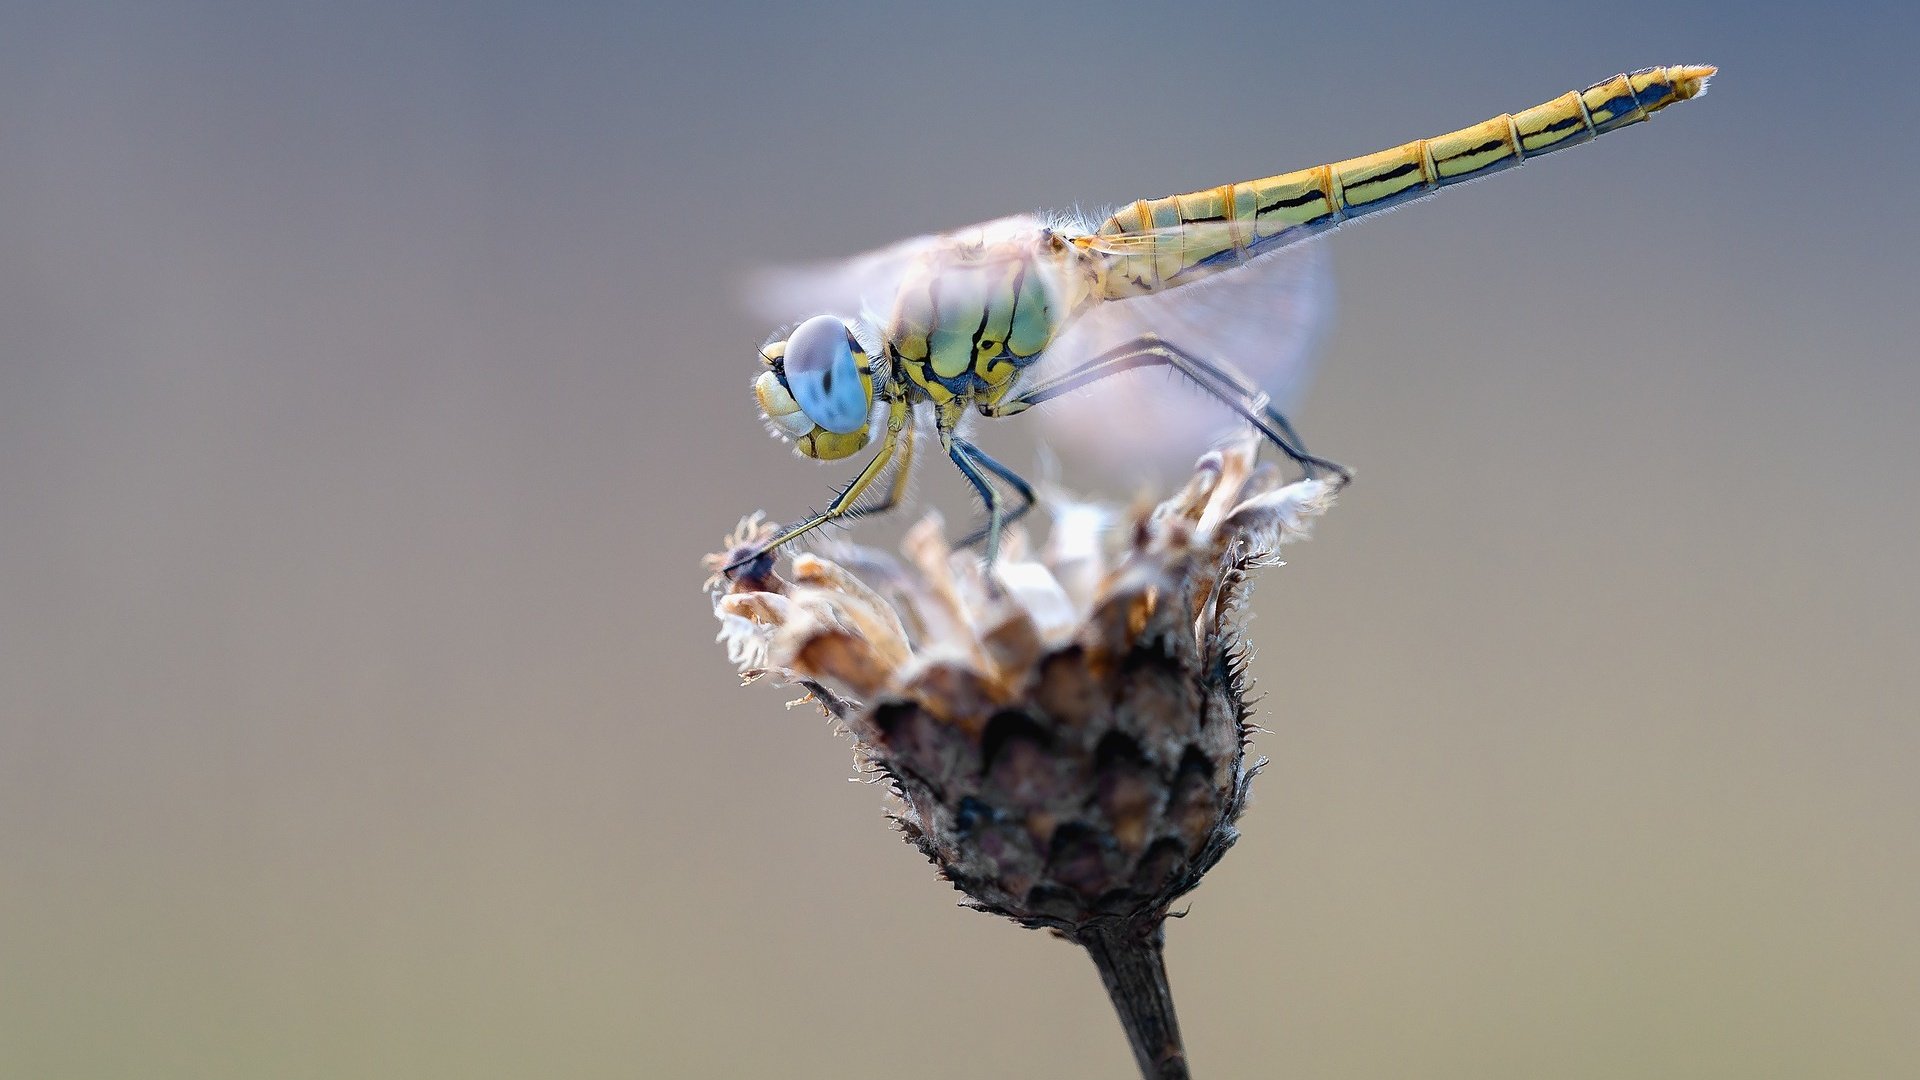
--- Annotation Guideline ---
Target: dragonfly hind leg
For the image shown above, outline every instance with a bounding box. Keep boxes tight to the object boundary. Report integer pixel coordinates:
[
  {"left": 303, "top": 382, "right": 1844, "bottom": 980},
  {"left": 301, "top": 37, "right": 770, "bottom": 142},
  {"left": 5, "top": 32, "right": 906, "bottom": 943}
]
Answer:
[{"left": 983, "top": 334, "right": 1351, "bottom": 486}]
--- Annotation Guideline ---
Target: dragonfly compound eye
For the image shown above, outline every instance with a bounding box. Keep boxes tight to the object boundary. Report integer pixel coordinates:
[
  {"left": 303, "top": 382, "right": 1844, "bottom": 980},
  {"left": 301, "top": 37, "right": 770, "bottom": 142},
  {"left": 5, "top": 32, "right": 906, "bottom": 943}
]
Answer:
[{"left": 782, "top": 314, "right": 872, "bottom": 435}]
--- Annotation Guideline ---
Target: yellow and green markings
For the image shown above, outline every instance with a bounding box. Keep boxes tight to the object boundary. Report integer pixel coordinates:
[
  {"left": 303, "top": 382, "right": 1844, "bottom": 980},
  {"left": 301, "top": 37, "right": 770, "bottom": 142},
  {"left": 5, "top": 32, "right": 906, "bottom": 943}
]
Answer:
[{"left": 1093, "top": 65, "right": 1715, "bottom": 298}]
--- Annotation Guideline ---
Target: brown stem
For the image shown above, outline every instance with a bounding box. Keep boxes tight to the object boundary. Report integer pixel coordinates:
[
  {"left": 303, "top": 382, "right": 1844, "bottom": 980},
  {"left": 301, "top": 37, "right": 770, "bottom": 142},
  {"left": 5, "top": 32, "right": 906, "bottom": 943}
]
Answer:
[{"left": 1076, "top": 919, "right": 1190, "bottom": 1079}]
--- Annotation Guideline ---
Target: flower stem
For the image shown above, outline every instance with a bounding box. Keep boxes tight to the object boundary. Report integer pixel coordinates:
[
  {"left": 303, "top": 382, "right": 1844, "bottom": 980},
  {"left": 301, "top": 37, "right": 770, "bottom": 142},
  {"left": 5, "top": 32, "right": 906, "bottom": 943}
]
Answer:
[{"left": 1076, "top": 919, "right": 1190, "bottom": 1079}]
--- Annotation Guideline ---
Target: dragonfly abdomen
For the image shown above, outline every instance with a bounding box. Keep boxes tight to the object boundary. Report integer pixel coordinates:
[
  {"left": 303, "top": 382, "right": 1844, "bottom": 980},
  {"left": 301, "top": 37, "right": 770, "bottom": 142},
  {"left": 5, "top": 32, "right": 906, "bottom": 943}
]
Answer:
[{"left": 1091, "top": 65, "right": 1715, "bottom": 299}]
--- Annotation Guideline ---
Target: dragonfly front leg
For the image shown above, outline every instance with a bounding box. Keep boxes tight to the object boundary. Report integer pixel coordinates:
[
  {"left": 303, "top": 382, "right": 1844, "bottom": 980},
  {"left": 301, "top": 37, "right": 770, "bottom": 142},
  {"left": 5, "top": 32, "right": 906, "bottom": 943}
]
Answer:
[
  {"left": 943, "top": 435, "right": 1036, "bottom": 561},
  {"left": 984, "top": 335, "right": 1350, "bottom": 486},
  {"left": 842, "top": 423, "right": 915, "bottom": 522},
  {"left": 724, "top": 423, "right": 903, "bottom": 573}
]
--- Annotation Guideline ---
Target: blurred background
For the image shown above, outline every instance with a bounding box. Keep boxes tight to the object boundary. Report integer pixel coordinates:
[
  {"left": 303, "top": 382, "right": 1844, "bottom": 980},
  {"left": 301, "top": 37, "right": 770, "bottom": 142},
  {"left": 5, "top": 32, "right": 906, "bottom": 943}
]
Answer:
[{"left": 3, "top": 2, "right": 1915, "bottom": 1077}]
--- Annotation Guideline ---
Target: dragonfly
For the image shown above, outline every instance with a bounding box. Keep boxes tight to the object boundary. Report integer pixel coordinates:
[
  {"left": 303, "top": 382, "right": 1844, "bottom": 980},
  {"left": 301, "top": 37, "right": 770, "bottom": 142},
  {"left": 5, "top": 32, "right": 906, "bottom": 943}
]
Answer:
[{"left": 729, "top": 64, "right": 1716, "bottom": 572}]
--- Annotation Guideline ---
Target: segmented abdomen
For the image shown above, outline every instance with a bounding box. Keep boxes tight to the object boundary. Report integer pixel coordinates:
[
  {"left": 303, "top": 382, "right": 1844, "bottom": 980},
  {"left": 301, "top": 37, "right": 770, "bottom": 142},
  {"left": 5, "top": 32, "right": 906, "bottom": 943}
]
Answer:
[{"left": 1092, "top": 65, "right": 1715, "bottom": 298}]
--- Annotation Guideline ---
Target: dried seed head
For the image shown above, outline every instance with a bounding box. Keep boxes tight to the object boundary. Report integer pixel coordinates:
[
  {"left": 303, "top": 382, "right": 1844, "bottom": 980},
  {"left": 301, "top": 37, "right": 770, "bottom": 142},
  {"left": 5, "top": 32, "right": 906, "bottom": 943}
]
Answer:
[{"left": 703, "top": 442, "right": 1336, "bottom": 933}]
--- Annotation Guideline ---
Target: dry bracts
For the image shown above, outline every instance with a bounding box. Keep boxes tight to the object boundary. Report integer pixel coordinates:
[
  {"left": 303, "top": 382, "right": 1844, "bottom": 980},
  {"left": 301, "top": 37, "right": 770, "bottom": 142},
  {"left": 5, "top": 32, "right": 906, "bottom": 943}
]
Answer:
[
  {"left": 705, "top": 444, "right": 1335, "bottom": 1077},
  {"left": 706, "top": 443, "right": 1332, "bottom": 930}
]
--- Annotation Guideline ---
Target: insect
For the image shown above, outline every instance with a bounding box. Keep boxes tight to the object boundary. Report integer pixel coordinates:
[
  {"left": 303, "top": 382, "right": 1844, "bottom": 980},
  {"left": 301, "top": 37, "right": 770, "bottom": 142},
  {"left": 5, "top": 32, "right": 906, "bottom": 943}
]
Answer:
[{"left": 731, "top": 65, "right": 1716, "bottom": 571}]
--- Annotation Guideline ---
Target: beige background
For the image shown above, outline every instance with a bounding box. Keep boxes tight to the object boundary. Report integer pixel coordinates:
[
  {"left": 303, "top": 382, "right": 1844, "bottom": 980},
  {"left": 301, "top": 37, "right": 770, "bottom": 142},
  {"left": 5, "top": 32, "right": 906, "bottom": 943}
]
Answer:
[{"left": 3, "top": 3, "right": 1915, "bottom": 1077}]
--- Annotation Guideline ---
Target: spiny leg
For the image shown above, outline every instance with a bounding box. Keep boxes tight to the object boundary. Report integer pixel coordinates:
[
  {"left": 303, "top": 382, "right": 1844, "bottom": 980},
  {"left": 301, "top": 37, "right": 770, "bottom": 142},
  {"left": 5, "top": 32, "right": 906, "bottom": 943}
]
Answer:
[
  {"left": 991, "top": 335, "right": 1342, "bottom": 480},
  {"left": 723, "top": 424, "right": 902, "bottom": 573},
  {"left": 1171, "top": 344, "right": 1313, "bottom": 454},
  {"left": 985, "top": 335, "right": 1349, "bottom": 485},
  {"left": 941, "top": 433, "right": 1004, "bottom": 565},
  {"left": 843, "top": 423, "right": 914, "bottom": 522},
  {"left": 948, "top": 437, "right": 1036, "bottom": 553},
  {"left": 938, "top": 433, "right": 1035, "bottom": 567}
]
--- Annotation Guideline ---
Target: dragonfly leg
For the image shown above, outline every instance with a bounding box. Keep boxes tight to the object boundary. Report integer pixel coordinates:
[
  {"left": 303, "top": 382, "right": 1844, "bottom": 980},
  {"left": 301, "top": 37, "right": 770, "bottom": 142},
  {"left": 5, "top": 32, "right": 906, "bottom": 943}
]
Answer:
[
  {"left": 1168, "top": 345, "right": 1313, "bottom": 455},
  {"left": 937, "top": 433, "right": 1035, "bottom": 566},
  {"left": 946, "top": 436, "right": 1036, "bottom": 557},
  {"left": 843, "top": 423, "right": 915, "bottom": 522},
  {"left": 724, "top": 424, "right": 903, "bottom": 573},
  {"left": 985, "top": 335, "right": 1349, "bottom": 486}
]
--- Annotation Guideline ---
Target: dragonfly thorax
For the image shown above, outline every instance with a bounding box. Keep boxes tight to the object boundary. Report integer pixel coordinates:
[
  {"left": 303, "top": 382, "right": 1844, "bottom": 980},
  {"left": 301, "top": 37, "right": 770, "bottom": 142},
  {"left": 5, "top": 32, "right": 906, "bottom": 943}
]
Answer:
[{"left": 883, "top": 228, "right": 1086, "bottom": 409}]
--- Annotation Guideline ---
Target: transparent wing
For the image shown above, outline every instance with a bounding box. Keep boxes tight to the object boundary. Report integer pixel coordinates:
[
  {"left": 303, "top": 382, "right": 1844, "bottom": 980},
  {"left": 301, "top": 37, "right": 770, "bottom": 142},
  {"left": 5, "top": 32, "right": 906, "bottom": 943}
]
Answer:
[
  {"left": 743, "top": 233, "right": 939, "bottom": 328},
  {"left": 1025, "top": 237, "right": 1334, "bottom": 483},
  {"left": 743, "top": 213, "right": 1052, "bottom": 330}
]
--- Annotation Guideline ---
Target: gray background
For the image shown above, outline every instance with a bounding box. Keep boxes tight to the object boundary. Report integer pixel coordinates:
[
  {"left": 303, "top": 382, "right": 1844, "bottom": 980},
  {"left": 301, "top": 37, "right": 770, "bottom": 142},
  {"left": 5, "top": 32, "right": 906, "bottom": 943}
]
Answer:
[{"left": 4, "top": 2, "right": 1915, "bottom": 1076}]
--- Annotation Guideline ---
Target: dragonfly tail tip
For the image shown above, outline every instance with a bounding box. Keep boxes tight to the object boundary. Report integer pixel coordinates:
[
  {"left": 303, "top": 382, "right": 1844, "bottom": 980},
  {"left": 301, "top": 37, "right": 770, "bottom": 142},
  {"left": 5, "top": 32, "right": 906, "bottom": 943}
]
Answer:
[{"left": 1673, "top": 64, "right": 1718, "bottom": 99}]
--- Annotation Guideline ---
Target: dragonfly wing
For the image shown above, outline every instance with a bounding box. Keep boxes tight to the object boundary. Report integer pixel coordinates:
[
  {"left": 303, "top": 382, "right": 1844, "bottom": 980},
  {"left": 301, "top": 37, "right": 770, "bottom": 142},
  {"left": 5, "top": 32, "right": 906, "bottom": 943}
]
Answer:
[
  {"left": 1026, "top": 238, "right": 1334, "bottom": 483},
  {"left": 743, "top": 233, "right": 939, "bottom": 330},
  {"left": 744, "top": 214, "right": 1052, "bottom": 332}
]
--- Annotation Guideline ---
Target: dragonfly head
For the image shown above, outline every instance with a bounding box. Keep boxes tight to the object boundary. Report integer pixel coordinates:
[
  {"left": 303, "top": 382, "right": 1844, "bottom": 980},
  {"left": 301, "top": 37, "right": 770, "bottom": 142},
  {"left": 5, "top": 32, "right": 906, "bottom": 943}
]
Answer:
[{"left": 752, "top": 314, "right": 875, "bottom": 461}]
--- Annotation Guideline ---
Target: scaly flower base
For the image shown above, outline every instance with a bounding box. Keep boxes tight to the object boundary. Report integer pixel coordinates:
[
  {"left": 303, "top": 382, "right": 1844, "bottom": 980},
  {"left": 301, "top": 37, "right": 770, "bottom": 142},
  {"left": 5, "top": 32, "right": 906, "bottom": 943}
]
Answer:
[{"left": 706, "top": 442, "right": 1337, "bottom": 1078}]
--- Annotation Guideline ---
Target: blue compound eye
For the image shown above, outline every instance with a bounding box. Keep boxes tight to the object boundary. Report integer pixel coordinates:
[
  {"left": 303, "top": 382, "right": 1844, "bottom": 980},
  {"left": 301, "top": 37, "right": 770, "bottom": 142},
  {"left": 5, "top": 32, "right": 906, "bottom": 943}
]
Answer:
[{"left": 783, "top": 314, "right": 870, "bottom": 435}]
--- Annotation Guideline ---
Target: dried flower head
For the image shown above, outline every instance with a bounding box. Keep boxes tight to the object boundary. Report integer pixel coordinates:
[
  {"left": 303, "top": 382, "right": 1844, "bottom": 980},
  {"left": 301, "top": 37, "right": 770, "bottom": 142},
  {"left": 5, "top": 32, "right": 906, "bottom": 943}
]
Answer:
[{"left": 703, "top": 441, "right": 1336, "bottom": 1078}]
